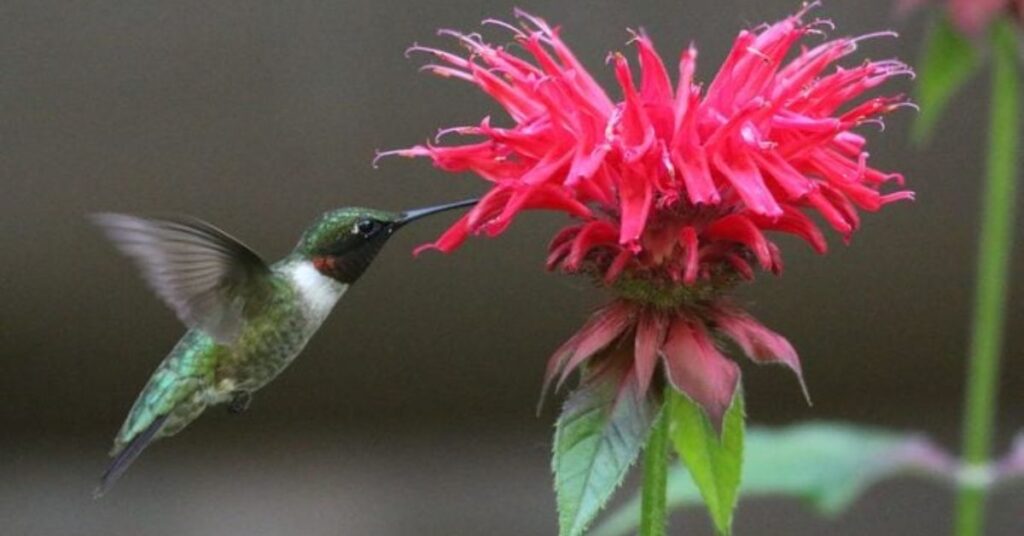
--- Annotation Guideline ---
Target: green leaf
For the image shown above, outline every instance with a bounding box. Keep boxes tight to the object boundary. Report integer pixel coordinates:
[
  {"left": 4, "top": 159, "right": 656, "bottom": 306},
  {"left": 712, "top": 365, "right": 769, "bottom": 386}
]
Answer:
[
  {"left": 553, "top": 373, "right": 657, "bottom": 536},
  {"left": 912, "top": 15, "right": 982, "bottom": 144},
  {"left": 593, "top": 423, "right": 956, "bottom": 536},
  {"left": 667, "top": 388, "right": 745, "bottom": 536}
]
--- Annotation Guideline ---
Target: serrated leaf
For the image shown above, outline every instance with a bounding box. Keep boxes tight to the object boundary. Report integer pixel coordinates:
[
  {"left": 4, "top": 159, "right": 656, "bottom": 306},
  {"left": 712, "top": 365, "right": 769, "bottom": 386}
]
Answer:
[
  {"left": 912, "top": 15, "right": 982, "bottom": 144},
  {"left": 593, "top": 423, "right": 956, "bottom": 536},
  {"left": 667, "top": 388, "right": 745, "bottom": 536},
  {"left": 553, "top": 372, "right": 657, "bottom": 536}
]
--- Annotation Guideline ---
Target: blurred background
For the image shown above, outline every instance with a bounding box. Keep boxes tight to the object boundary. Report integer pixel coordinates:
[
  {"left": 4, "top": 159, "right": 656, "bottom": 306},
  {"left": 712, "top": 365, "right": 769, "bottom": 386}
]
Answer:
[{"left": 2, "top": 0, "right": 1022, "bottom": 534}]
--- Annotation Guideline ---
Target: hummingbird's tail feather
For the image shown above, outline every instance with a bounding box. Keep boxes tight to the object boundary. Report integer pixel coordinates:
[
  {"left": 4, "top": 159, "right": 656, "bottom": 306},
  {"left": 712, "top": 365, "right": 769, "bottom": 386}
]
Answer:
[{"left": 94, "top": 413, "right": 169, "bottom": 498}]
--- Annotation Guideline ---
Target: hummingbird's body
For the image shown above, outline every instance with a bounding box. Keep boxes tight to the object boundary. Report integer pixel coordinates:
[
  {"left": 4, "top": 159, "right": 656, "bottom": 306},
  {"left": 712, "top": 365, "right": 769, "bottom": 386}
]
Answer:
[
  {"left": 112, "top": 258, "right": 342, "bottom": 454},
  {"left": 93, "top": 200, "right": 476, "bottom": 495}
]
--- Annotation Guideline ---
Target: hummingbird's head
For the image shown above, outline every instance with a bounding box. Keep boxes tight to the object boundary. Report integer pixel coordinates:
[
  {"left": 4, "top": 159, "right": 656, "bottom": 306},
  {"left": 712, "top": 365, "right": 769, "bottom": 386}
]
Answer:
[{"left": 295, "top": 199, "right": 477, "bottom": 284}]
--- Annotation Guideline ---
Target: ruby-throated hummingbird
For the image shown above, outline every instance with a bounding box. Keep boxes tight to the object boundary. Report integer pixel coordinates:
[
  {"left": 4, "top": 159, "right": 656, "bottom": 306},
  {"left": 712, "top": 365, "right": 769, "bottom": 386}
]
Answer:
[{"left": 91, "top": 199, "right": 476, "bottom": 495}]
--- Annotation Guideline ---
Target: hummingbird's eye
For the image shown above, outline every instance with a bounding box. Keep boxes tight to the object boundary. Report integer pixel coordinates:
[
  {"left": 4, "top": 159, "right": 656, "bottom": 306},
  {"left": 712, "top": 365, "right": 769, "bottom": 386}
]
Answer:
[{"left": 356, "top": 219, "right": 379, "bottom": 236}]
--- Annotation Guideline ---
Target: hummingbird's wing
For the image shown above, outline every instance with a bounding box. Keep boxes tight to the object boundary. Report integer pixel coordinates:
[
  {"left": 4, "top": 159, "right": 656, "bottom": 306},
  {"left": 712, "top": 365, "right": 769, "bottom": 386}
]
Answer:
[{"left": 91, "top": 213, "right": 272, "bottom": 344}]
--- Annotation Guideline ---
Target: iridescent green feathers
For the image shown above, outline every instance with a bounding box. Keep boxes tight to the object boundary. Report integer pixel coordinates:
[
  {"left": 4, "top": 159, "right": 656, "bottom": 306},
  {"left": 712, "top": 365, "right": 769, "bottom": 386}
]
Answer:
[{"left": 293, "top": 207, "right": 400, "bottom": 256}]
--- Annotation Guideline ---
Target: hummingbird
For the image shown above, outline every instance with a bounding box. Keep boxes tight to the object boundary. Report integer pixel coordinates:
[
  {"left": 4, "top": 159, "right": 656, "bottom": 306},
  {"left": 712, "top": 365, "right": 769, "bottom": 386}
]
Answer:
[{"left": 91, "top": 198, "right": 476, "bottom": 496}]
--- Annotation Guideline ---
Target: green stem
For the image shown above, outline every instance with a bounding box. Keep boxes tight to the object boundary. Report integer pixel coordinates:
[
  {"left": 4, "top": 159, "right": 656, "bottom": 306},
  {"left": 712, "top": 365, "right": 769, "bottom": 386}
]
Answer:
[
  {"left": 954, "top": 20, "right": 1019, "bottom": 536},
  {"left": 640, "top": 405, "right": 670, "bottom": 536}
]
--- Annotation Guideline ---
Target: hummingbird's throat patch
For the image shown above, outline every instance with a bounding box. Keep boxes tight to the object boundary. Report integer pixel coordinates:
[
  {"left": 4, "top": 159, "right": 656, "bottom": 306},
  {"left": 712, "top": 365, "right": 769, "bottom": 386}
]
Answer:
[
  {"left": 311, "top": 253, "right": 374, "bottom": 284},
  {"left": 312, "top": 235, "right": 389, "bottom": 284},
  {"left": 312, "top": 255, "right": 346, "bottom": 281}
]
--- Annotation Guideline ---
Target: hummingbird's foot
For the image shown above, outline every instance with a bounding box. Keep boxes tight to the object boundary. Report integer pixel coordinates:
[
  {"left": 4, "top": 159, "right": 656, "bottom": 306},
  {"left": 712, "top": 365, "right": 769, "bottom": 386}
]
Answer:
[{"left": 227, "top": 391, "right": 252, "bottom": 414}]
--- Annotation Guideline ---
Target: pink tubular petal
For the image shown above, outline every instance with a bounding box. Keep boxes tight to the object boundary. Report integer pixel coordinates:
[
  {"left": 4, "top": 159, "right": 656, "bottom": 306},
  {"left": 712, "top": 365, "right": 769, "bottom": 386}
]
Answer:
[
  {"left": 713, "top": 152, "right": 784, "bottom": 218},
  {"left": 670, "top": 83, "right": 720, "bottom": 206},
  {"left": 471, "top": 119, "right": 553, "bottom": 162},
  {"left": 548, "top": 223, "right": 582, "bottom": 251},
  {"left": 478, "top": 184, "right": 592, "bottom": 237},
  {"left": 671, "top": 144, "right": 720, "bottom": 206},
  {"left": 773, "top": 39, "right": 852, "bottom": 104},
  {"left": 750, "top": 206, "right": 828, "bottom": 254},
  {"left": 372, "top": 146, "right": 431, "bottom": 168},
  {"left": 805, "top": 189, "right": 853, "bottom": 236},
  {"left": 546, "top": 239, "right": 574, "bottom": 271},
  {"left": 724, "top": 253, "right": 755, "bottom": 280},
  {"left": 566, "top": 125, "right": 610, "bottom": 183},
  {"left": 519, "top": 148, "right": 574, "bottom": 185},
  {"left": 652, "top": 141, "right": 680, "bottom": 200},
  {"left": 524, "top": 184, "right": 592, "bottom": 217},
  {"left": 704, "top": 29, "right": 757, "bottom": 111},
  {"left": 678, "top": 226, "right": 700, "bottom": 284},
  {"left": 819, "top": 183, "right": 861, "bottom": 232},
  {"left": 635, "top": 33, "right": 673, "bottom": 105},
  {"left": 514, "top": 9, "right": 615, "bottom": 114},
  {"left": 634, "top": 310, "right": 669, "bottom": 397},
  {"left": 467, "top": 64, "right": 542, "bottom": 122},
  {"left": 729, "top": 20, "right": 802, "bottom": 107},
  {"left": 750, "top": 150, "right": 816, "bottom": 200},
  {"left": 706, "top": 214, "right": 773, "bottom": 270},
  {"left": 767, "top": 241, "right": 784, "bottom": 275},
  {"left": 670, "top": 94, "right": 721, "bottom": 206},
  {"left": 466, "top": 186, "right": 514, "bottom": 229},
  {"left": 565, "top": 220, "right": 619, "bottom": 269},
  {"left": 546, "top": 225, "right": 581, "bottom": 270},
  {"left": 417, "top": 141, "right": 505, "bottom": 174},
  {"left": 420, "top": 64, "right": 474, "bottom": 81},
  {"left": 413, "top": 215, "right": 472, "bottom": 255},
  {"left": 641, "top": 223, "right": 680, "bottom": 265},
  {"left": 662, "top": 318, "right": 740, "bottom": 430},
  {"left": 613, "top": 53, "right": 658, "bottom": 160},
  {"left": 633, "top": 32, "right": 675, "bottom": 137},
  {"left": 832, "top": 181, "right": 889, "bottom": 212},
  {"left": 603, "top": 248, "right": 634, "bottom": 284},
  {"left": 882, "top": 190, "right": 915, "bottom": 204},
  {"left": 833, "top": 131, "right": 867, "bottom": 156},
  {"left": 672, "top": 46, "right": 697, "bottom": 135},
  {"left": 770, "top": 111, "right": 841, "bottom": 133},
  {"left": 715, "top": 309, "right": 810, "bottom": 404},
  {"left": 617, "top": 166, "right": 654, "bottom": 246}
]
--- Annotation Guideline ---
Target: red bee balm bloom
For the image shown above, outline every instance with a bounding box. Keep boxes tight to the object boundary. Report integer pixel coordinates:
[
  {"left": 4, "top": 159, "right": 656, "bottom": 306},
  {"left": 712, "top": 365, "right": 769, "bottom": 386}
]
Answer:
[
  {"left": 898, "top": 0, "right": 1023, "bottom": 34},
  {"left": 382, "top": 6, "right": 913, "bottom": 426}
]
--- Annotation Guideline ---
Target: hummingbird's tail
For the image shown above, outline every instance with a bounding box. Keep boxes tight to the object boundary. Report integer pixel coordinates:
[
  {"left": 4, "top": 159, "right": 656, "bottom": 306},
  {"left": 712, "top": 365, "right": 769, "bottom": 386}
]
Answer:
[{"left": 94, "top": 413, "right": 169, "bottom": 498}]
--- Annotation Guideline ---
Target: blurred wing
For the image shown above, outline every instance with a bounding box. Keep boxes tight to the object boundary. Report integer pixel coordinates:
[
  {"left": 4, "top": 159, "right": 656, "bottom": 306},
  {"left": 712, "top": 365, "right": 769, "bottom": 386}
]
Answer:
[{"left": 92, "top": 213, "right": 271, "bottom": 344}]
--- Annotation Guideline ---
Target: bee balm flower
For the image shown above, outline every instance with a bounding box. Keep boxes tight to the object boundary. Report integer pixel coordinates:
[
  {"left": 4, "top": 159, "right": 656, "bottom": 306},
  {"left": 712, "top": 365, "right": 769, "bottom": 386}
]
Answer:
[
  {"left": 382, "top": 6, "right": 913, "bottom": 427},
  {"left": 898, "top": 0, "right": 1022, "bottom": 34}
]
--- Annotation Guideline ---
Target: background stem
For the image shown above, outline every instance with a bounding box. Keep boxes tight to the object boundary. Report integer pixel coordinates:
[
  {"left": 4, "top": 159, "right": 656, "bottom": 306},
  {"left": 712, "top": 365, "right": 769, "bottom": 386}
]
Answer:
[
  {"left": 953, "top": 20, "right": 1019, "bottom": 536},
  {"left": 640, "top": 406, "right": 670, "bottom": 536}
]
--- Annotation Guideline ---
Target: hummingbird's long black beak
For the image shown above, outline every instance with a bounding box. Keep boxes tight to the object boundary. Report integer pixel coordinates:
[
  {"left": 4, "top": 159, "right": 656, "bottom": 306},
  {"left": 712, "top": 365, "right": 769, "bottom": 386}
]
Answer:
[{"left": 395, "top": 198, "right": 478, "bottom": 228}]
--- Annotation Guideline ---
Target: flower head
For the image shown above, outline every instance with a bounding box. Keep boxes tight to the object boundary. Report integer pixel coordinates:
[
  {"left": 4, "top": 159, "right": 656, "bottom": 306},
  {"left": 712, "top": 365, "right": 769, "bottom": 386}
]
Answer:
[
  {"left": 382, "top": 6, "right": 913, "bottom": 426},
  {"left": 898, "top": 0, "right": 1023, "bottom": 34}
]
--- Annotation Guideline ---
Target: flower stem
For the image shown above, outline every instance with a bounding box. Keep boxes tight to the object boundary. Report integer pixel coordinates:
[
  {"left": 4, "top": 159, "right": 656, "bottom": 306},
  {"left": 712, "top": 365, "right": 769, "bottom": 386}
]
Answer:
[
  {"left": 954, "top": 19, "right": 1019, "bottom": 536},
  {"left": 640, "top": 405, "right": 670, "bottom": 536}
]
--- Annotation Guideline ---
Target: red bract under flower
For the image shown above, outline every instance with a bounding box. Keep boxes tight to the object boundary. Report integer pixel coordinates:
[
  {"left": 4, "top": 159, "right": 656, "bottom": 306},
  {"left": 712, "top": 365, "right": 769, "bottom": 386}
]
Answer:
[
  {"left": 542, "top": 301, "right": 806, "bottom": 426},
  {"left": 382, "top": 6, "right": 913, "bottom": 425}
]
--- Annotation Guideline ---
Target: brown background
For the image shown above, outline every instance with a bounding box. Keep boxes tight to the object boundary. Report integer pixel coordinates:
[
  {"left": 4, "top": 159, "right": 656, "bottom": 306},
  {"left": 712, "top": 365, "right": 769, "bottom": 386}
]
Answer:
[{"left": 2, "top": 0, "right": 1022, "bottom": 534}]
